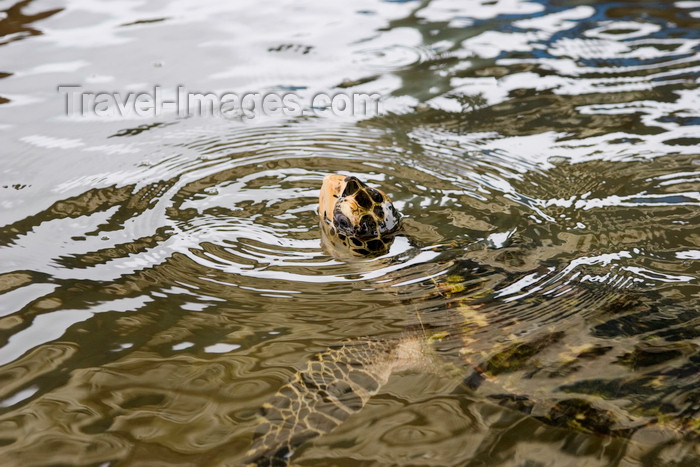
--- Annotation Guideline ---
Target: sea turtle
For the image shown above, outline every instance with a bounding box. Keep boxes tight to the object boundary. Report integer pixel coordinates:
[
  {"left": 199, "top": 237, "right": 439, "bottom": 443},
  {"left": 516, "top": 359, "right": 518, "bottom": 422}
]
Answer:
[
  {"left": 242, "top": 175, "right": 698, "bottom": 466},
  {"left": 317, "top": 174, "right": 401, "bottom": 258}
]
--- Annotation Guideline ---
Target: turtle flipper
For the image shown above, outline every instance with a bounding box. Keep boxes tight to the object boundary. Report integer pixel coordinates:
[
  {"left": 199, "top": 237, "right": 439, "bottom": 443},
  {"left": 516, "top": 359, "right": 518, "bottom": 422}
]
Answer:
[{"left": 243, "top": 336, "right": 431, "bottom": 466}]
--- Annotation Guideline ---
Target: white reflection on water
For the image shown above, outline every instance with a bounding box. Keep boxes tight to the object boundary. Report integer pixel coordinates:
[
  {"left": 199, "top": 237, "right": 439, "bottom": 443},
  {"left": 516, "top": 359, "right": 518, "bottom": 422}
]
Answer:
[
  {"left": 0, "top": 295, "right": 152, "bottom": 366},
  {"left": 0, "top": 0, "right": 698, "bottom": 464}
]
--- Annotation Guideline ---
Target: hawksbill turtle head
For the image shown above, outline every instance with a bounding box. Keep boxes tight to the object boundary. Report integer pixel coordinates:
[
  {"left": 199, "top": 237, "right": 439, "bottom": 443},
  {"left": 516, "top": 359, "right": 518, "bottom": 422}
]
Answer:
[{"left": 319, "top": 174, "right": 401, "bottom": 257}]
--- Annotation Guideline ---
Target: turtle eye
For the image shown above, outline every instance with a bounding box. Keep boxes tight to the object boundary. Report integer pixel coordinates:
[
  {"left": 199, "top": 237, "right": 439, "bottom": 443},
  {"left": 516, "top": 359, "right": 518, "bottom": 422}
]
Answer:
[{"left": 333, "top": 211, "right": 352, "bottom": 232}]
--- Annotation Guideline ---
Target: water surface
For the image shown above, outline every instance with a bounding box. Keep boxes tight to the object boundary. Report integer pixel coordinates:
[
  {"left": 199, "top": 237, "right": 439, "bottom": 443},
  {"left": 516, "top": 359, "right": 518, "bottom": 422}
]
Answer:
[{"left": 0, "top": 0, "right": 698, "bottom": 465}]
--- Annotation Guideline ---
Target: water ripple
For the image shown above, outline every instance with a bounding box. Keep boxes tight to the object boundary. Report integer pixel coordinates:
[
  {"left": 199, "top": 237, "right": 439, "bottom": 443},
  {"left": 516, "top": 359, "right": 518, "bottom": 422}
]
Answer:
[{"left": 0, "top": 0, "right": 698, "bottom": 465}]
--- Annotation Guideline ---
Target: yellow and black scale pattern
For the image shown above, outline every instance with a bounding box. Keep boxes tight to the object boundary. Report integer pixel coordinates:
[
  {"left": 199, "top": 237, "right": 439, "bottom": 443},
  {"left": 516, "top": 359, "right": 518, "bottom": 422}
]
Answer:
[
  {"left": 243, "top": 176, "right": 699, "bottom": 466},
  {"left": 318, "top": 175, "right": 401, "bottom": 257}
]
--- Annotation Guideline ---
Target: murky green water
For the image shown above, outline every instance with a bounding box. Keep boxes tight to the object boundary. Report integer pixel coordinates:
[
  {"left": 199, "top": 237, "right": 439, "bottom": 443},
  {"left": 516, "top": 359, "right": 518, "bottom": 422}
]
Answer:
[{"left": 0, "top": 0, "right": 699, "bottom": 465}]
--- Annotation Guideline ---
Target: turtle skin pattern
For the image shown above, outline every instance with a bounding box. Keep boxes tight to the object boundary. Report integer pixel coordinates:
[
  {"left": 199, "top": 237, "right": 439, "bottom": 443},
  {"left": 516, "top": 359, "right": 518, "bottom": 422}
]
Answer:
[
  {"left": 242, "top": 175, "right": 699, "bottom": 466},
  {"left": 318, "top": 174, "right": 401, "bottom": 257}
]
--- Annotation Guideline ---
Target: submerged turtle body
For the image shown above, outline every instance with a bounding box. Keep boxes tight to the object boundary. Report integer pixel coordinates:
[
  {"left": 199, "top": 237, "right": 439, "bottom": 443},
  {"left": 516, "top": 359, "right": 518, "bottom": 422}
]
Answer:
[{"left": 243, "top": 176, "right": 698, "bottom": 466}]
